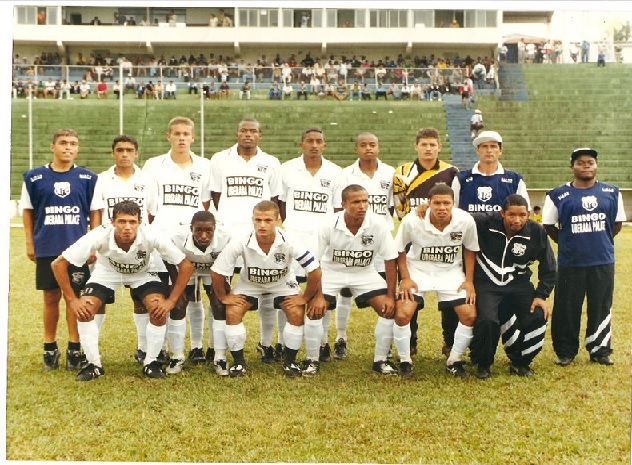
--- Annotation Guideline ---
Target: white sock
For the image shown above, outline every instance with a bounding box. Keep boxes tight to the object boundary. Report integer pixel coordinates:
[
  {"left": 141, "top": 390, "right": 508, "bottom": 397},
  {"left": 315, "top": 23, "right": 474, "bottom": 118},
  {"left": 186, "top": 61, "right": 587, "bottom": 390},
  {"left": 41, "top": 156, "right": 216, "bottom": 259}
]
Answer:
[
  {"left": 225, "top": 322, "right": 246, "bottom": 352},
  {"left": 373, "top": 317, "right": 394, "bottom": 362},
  {"left": 94, "top": 314, "right": 106, "bottom": 331},
  {"left": 304, "top": 318, "right": 323, "bottom": 360},
  {"left": 283, "top": 323, "right": 304, "bottom": 351},
  {"left": 133, "top": 313, "right": 149, "bottom": 351},
  {"left": 167, "top": 318, "right": 186, "bottom": 360},
  {"left": 277, "top": 309, "right": 287, "bottom": 346},
  {"left": 187, "top": 300, "right": 204, "bottom": 350},
  {"left": 145, "top": 323, "right": 166, "bottom": 366},
  {"left": 258, "top": 295, "right": 275, "bottom": 347},
  {"left": 213, "top": 319, "right": 227, "bottom": 361},
  {"left": 447, "top": 322, "right": 474, "bottom": 365},
  {"left": 161, "top": 315, "right": 170, "bottom": 351},
  {"left": 336, "top": 295, "right": 352, "bottom": 340},
  {"left": 321, "top": 311, "right": 331, "bottom": 345},
  {"left": 207, "top": 304, "right": 215, "bottom": 347},
  {"left": 393, "top": 323, "right": 412, "bottom": 363},
  {"left": 78, "top": 320, "right": 101, "bottom": 367}
]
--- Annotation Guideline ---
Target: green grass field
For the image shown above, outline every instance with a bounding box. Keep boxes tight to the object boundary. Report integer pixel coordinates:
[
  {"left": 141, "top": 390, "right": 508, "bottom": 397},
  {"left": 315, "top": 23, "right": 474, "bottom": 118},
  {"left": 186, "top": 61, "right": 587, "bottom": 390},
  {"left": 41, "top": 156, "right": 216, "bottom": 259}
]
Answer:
[{"left": 6, "top": 225, "right": 632, "bottom": 464}]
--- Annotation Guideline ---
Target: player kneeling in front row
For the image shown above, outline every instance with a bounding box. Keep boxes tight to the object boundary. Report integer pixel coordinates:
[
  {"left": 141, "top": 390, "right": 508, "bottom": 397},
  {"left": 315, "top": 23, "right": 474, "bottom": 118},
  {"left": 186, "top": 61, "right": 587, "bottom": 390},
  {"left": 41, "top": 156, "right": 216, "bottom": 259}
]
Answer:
[
  {"left": 313, "top": 184, "right": 398, "bottom": 376},
  {"left": 51, "top": 200, "right": 194, "bottom": 381},
  {"left": 210, "top": 200, "right": 325, "bottom": 378},
  {"left": 395, "top": 184, "right": 479, "bottom": 378},
  {"left": 165, "top": 210, "right": 231, "bottom": 376}
]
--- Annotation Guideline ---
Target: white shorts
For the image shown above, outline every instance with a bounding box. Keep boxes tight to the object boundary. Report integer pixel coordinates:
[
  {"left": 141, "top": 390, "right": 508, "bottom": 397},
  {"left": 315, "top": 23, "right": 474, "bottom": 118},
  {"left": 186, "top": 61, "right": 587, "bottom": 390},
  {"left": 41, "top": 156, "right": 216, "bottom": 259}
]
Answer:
[
  {"left": 88, "top": 268, "right": 162, "bottom": 290},
  {"left": 408, "top": 267, "right": 467, "bottom": 310},
  {"left": 321, "top": 267, "right": 387, "bottom": 308},
  {"left": 233, "top": 274, "right": 301, "bottom": 300}
]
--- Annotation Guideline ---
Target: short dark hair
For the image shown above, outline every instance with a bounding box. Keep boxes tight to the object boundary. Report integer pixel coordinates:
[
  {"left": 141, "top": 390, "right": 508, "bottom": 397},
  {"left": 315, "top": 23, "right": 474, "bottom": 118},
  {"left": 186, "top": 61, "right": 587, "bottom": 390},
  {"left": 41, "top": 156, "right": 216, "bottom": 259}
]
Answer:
[
  {"left": 52, "top": 129, "right": 79, "bottom": 144},
  {"left": 301, "top": 127, "right": 324, "bottom": 141},
  {"left": 341, "top": 184, "right": 367, "bottom": 202},
  {"left": 501, "top": 194, "right": 529, "bottom": 211},
  {"left": 112, "top": 134, "right": 138, "bottom": 151},
  {"left": 428, "top": 183, "right": 454, "bottom": 200},
  {"left": 253, "top": 200, "right": 279, "bottom": 216},
  {"left": 415, "top": 128, "right": 441, "bottom": 144},
  {"left": 191, "top": 210, "right": 216, "bottom": 225},
  {"left": 112, "top": 200, "right": 141, "bottom": 220}
]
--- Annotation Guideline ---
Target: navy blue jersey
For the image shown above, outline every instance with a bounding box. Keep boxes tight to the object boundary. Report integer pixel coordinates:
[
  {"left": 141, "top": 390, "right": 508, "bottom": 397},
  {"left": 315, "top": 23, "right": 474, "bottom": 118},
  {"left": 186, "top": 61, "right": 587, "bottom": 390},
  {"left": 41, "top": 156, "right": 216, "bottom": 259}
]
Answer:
[
  {"left": 544, "top": 182, "right": 622, "bottom": 267},
  {"left": 455, "top": 168, "right": 525, "bottom": 213},
  {"left": 22, "top": 165, "right": 97, "bottom": 257}
]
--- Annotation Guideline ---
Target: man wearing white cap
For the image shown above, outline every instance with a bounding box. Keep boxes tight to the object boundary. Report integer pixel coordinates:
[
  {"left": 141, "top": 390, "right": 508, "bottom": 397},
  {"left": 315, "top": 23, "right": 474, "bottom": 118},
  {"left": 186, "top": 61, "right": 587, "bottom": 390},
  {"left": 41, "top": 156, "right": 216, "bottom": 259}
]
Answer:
[{"left": 469, "top": 110, "right": 483, "bottom": 139}]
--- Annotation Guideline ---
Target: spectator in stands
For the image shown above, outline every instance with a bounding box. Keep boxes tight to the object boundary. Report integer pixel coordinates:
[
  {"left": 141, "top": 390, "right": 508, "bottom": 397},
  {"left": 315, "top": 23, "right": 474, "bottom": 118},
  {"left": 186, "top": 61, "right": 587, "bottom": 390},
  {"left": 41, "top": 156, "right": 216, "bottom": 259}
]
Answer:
[
  {"left": 188, "top": 81, "right": 199, "bottom": 95},
  {"left": 136, "top": 81, "right": 146, "bottom": 99},
  {"left": 472, "top": 61, "right": 487, "bottom": 89},
  {"left": 569, "top": 43, "right": 579, "bottom": 63},
  {"left": 349, "top": 81, "right": 361, "bottom": 101},
  {"left": 268, "top": 81, "right": 281, "bottom": 100},
  {"left": 154, "top": 80, "right": 163, "bottom": 99},
  {"left": 334, "top": 79, "right": 348, "bottom": 101},
  {"left": 113, "top": 80, "right": 121, "bottom": 99},
  {"left": 400, "top": 82, "right": 411, "bottom": 100},
  {"left": 386, "top": 82, "right": 401, "bottom": 100},
  {"left": 13, "top": 79, "right": 26, "bottom": 98},
  {"left": 218, "top": 81, "right": 230, "bottom": 99},
  {"left": 581, "top": 40, "right": 590, "bottom": 63},
  {"left": 96, "top": 80, "right": 108, "bottom": 99},
  {"left": 597, "top": 45, "right": 606, "bottom": 67},
  {"left": 124, "top": 75, "right": 136, "bottom": 94},
  {"left": 460, "top": 81, "right": 471, "bottom": 109},
  {"left": 296, "top": 81, "right": 308, "bottom": 100},
  {"left": 374, "top": 82, "right": 387, "bottom": 100},
  {"left": 499, "top": 44, "right": 508, "bottom": 62},
  {"left": 530, "top": 206, "right": 542, "bottom": 224},
  {"left": 486, "top": 62, "right": 498, "bottom": 90},
  {"left": 139, "top": 16, "right": 149, "bottom": 26},
  {"left": 429, "top": 82, "right": 442, "bottom": 102},
  {"left": 239, "top": 81, "right": 251, "bottom": 100},
  {"left": 202, "top": 81, "right": 217, "bottom": 99},
  {"left": 209, "top": 13, "right": 218, "bottom": 27},
  {"left": 469, "top": 109, "right": 484, "bottom": 138},
  {"left": 218, "top": 9, "right": 233, "bottom": 27},
  {"left": 145, "top": 81, "right": 155, "bottom": 98},
  {"left": 309, "top": 75, "right": 321, "bottom": 95},
  {"left": 91, "top": 16, "right": 101, "bottom": 25},
  {"left": 128, "top": 17, "right": 136, "bottom": 26},
  {"left": 164, "top": 80, "right": 177, "bottom": 99},
  {"left": 282, "top": 82, "right": 293, "bottom": 99},
  {"left": 375, "top": 65, "right": 387, "bottom": 85},
  {"left": 44, "top": 78, "right": 57, "bottom": 99},
  {"left": 79, "top": 80, "right": 90, "bottom": 99},
  {"left": 323, "top": 81, "right": 335, "bottom": 99},
  {"left": 410, "top": 83, "right": 422, "bottom": 100},
  {"left": 58, "top": 80, "right": 71, "bottom": 100},
  {"left": 70, "top": 80, "right": 80, "bottom": 96}
]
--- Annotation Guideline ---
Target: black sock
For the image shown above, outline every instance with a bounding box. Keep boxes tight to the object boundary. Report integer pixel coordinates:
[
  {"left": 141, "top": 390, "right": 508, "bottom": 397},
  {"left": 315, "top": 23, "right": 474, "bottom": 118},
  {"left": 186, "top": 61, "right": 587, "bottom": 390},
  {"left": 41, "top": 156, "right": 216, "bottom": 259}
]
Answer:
[
  {"left": 44, "top": 342, "right": 58, "bottom": 352},
  {"left": 283, "top": 347, "right": 298, "bottom": 364},
  {"left": 68, "top": 341, "right": 81, "bottom": 352},
  {"left": 231, "top": 349, "right": 245, "bottom": 366}
]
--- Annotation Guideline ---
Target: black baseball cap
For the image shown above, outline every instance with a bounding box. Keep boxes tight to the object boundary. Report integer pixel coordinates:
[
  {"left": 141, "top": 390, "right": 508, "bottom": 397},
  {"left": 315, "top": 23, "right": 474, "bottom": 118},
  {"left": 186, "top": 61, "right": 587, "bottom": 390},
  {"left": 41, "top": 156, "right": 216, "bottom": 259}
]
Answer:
[{"left": 570, "top": 147, "right": 598, "bottom": 163}]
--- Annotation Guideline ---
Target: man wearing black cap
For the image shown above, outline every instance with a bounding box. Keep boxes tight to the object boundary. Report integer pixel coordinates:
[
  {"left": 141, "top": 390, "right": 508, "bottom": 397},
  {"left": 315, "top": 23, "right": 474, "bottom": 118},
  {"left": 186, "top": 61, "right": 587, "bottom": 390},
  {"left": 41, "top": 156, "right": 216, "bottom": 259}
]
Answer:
[{"left": 542, "top": 148, "right": 626, "bottom": 367}]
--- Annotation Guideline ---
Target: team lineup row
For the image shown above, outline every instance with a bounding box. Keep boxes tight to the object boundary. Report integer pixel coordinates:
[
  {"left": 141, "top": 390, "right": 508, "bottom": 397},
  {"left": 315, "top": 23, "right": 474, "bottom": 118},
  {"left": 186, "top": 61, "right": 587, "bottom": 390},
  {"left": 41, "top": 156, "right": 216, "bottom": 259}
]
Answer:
[{"left": 20, "top": 117, "right": 626, "bottom": 381}]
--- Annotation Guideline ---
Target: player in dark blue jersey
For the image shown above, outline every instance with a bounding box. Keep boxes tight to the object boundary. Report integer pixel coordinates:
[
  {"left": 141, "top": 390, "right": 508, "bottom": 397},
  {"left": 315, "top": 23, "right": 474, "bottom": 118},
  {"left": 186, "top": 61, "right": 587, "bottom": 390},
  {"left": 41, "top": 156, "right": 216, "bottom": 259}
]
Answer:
[
  {"left": 543, "top": 148, "right": 626, "bottom": 367},
  {"left": 20, "top": 129, "right": 102, "bottom": 371}
]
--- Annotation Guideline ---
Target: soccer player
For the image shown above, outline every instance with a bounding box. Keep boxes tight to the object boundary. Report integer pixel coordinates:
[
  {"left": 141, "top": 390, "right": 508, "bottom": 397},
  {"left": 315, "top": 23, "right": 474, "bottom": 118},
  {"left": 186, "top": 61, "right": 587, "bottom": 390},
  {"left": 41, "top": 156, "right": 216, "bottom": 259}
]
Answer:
[
  {"left": 543, "top": 148, "right": 626, "bottom": 367},
  {"left": 93, "top": 135, "right": 154, "bottom": 364},
  {"left": 279, "top": 127, "right": 343, "bottom": 372},
  {"left": 316, "top": 184, "right": 398, "bottom": 375},
  {"left": 143, "top": 116, "right": 212, "bottom": 371},
  {"left": 394, "top": 184, "right": 479, "bottom": 378},
  {"left": 51, "top": 201, "right": 194, "bottom": 380},
  {"left": 20, "top": 128, "right": 102, "bottom": 371},
  {"left": 210, "top": 201, "right": 324, "bottom": 378},
  {"left": 393, "top": 128, "right": 459, "bottom": 357},
  {"left": 470, "top": 194, "right": 556, "bottom": 378},
  {"left": 166, "top": 211, "right": 231, "bottom": 376},
  {"left": 330, "top": 132, "right": 395, "bottom": 362},
  {"left": 209, "top": 117, "right": 283, "bottom": 363}
]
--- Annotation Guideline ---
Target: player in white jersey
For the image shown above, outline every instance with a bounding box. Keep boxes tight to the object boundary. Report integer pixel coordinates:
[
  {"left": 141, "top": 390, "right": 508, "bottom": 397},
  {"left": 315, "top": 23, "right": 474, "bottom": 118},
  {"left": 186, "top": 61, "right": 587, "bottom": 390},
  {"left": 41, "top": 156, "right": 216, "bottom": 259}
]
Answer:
[
  {"left": 316, "top": 184, "right": 399, "bottom": 376},
  {"left": 210, "top": 201, "right": 325, "bottom": 378},
  {"left": 210, "top": 118, "right": 283, "bottom": 363},
  {"left": 278, "top": 127, "right": 343, "bottom": 369},
  {"left": 165, "top": 211, "right": 231, "bottom": 376},
  {"left": 51, "top": 201, "right": 194, "bottom": 381},
  {"left": 330, "top": 132, "right": 396, "bottom": 362},
  {"left": 394, "top": 183, "right": 479, "bottom": 378},
  {"left": 143, "top": 117, "right": 212, "bottom": 369},
  {"left": 93, "top": 135, "right": 155, "bottom": 365}
]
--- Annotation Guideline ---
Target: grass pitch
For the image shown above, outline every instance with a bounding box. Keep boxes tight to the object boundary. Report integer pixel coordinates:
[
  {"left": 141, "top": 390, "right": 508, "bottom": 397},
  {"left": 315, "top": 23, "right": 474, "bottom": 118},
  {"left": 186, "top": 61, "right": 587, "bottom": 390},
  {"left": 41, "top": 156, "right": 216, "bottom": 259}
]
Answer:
[{"left": 5, "top": 225, "right": 632, "bottom": 464}]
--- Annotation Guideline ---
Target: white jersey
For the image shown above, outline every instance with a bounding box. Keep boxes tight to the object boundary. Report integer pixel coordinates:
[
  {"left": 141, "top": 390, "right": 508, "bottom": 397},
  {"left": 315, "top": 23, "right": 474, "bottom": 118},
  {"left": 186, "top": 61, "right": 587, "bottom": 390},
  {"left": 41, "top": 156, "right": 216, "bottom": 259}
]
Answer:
[
  {"left": 93, "top": 165, "right": 153, "bottom": 224},
  {"left": 62, "top": 223, "right": 185, "bottom": 284},
  {"left": 333, "top": 159, "right": 395, "bottom": 230},
  {"left": 280, "top": 155, "right": 343, "bottom": 233},
  {"left": 211, "top": 227, "right": 319, "bottom": 290},
  {"left": 209, "top": 144, "right": 282, "bottom": 233},
  {"left": 317, "top": 211, "right": 397, "bottom": 273},
  {"left": 394, "top": 207, "right": 479, "bottom": 291},
  {"left": 171, "top": 225, "right": 231, "bottom": 285},
  {"left": 142, "top": 151, "right": 212, "bottom": 234}
]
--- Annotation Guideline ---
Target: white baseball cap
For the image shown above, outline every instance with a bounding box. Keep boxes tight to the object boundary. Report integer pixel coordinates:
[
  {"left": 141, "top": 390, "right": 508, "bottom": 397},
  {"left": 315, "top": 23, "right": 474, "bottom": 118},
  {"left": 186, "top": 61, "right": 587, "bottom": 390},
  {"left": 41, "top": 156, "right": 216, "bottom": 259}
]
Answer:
[{"left": 473, "top": 130, "right": 502, "bottom": 147}]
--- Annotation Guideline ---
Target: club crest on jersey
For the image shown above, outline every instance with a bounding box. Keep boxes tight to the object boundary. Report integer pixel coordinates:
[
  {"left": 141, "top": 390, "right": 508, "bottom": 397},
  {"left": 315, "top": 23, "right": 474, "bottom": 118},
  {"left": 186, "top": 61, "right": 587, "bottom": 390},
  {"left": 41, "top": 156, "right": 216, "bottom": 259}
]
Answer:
[
  {"left": 320, "top": 179, "right": 331, "bottom": 189},
  {"left": 361, "top": 234, "right": 374, "bottom": 246},
  {"left": 70, "top": 271, "right": 85, "bottom": 285},
  {"left": 581, "top": 195, "right": 598, "bottom": 212},
  {"left": 380, "top": 180, "right": 391, "bottom": 190},
  {"left": 477, "top": 186, "right": 492, "bottom": 203},
  {"left": 134, "top": 183, "right": 145, "bottom": 192},
  {"left": 274, "top": 253, "right": 286, "bottom": 264},
  {"left": 511, "top": 243, "right": 527, "bottom": 256},
  {"left": 53, "top": 181, "right": 71, "bottom": 198},
  {"left": 190, "top": 172, "right": 202, "bottom": 182},
  {"left": 136, "top": 251, "right": 147, "bottom": 260},
  {"left": 449, "top": 232, "right": 463, "bottom": 243},
  {"left": 287, "top": 280, "right": 299, "bottom": 290},
  {"left": 257, "top": 164, "right": 268, "bottom": 173},
  {"left": 211, "top": 251, "right": 220, "bottom": 260}
]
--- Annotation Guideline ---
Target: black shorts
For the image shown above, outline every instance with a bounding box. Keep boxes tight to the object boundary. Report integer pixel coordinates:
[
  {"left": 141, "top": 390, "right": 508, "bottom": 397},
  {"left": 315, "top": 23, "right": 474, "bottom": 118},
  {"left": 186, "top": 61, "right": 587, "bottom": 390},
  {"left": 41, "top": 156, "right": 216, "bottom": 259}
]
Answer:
[
  {"left": 36, "top": 256, "right": 89, "bottom": 294},
  {"left": 243, "top": 294, "right": 295, "bottom": 311},
  {"left": 82, "top": 281, "right": 169, "bottom": 305}
]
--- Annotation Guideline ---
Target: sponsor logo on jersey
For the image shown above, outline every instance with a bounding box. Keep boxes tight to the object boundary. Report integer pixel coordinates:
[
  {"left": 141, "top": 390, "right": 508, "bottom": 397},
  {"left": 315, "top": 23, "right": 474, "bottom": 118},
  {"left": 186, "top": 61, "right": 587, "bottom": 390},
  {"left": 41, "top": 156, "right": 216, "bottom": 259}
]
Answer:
[
  {"left": 193, "top": 261, "right": 212, "bottom": 271},
  {"left": 332, "top": 249, "right": 374, "bottom": 267},
  {"left": 602, "top": 187, "right": 615, "bottom": 193},
  {"left": 501, "top": 177, "right": 513, "bottom": 183},
  {"left": 247, "top": 267, "right": 288, "bottom": 284},
  {"left": 108, "top": 257, "right": 147, "bottom": 274},
  {"left": 162, "top": 184, "right": 200, "bottom": 207},
  {"left": 43, "top": 205, "right": 81, "bottom": 225},
  {"left": 557, "top": 192, "right": 569, "bottom": 200},
  {"left": 409, "top": 197, "right": 428, "bottom": 207},
  {"left": 419, "top": 245, "right": 460, "bottom": 263},
  {"left": 293, "top": 191, "right": 329, "bottom": 213},
  {"left": 54, "top": 181, "right": 71, "bottom": 198},
  {"left": 30, "top": 174, "right": 43, "bottom": 182},
  {"left": 449, "top": 232, "right": 463, "bottom": 243},
  {"left": 570, "top": 212, "right": 607, "bottom": 234},
  {"left": 226, "top": 176, "right": 264, "bottom": 198},
  {"left": 581, "top": 195, "right": 598, "bottom": 212},
  {"left": 467, "top": 204, "right": 501, "bottom": 212},
  {"left": 79, "top": 174, "right": 93, "bottom": 180},
  {"left": 476, "top": 186, "right": 492, "bottom": 203},
  {"left": 368, "top": 195, "right": 388, "bottom": 215},
  {"left": 511, "top": 243, "right": 526, "bottom": 256},
  {"left": 106, "top": 197, "right": 145, "bottom": 220}
]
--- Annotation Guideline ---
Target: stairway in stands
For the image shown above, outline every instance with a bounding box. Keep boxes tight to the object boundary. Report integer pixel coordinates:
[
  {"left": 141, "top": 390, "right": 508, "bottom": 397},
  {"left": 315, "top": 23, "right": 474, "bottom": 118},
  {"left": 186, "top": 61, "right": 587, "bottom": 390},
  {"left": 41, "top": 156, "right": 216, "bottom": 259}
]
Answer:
[
  {"left": 442, "top": 94, "right": 477, "bottom": 171},
  {"left": 497, "top": 63, "right": 529, "bottom": 101}
]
